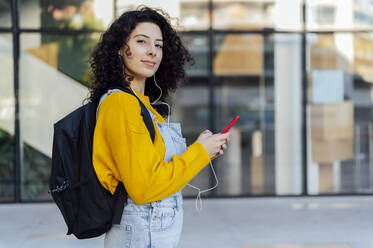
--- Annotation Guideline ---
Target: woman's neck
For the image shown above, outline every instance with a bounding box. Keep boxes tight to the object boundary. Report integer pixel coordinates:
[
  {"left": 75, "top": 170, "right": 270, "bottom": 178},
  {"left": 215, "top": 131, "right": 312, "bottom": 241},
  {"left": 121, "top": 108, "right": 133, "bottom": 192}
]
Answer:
[{"left": 129, "top": 78, "right": 146, "bottom": 95}]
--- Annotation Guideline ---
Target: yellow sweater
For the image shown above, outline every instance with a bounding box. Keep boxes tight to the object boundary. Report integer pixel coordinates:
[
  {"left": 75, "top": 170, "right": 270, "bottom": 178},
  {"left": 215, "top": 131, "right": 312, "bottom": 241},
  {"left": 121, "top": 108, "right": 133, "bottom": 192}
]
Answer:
[{"left": 92, "top": 88, "right": 211, "bottom": 204}]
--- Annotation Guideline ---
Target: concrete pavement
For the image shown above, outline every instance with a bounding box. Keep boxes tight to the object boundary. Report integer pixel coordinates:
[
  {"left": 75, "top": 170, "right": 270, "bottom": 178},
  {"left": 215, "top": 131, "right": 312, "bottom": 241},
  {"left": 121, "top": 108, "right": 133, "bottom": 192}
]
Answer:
[{"left": 1, "top": 196, "right": 372, "bottom": 248}]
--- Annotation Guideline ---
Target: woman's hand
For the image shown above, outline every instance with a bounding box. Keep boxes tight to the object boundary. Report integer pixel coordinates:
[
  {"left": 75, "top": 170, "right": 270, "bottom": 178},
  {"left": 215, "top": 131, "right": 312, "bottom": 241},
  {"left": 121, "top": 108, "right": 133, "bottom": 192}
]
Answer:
[{"left": 196, "top": 130, "right": 231, "bottom": 159}]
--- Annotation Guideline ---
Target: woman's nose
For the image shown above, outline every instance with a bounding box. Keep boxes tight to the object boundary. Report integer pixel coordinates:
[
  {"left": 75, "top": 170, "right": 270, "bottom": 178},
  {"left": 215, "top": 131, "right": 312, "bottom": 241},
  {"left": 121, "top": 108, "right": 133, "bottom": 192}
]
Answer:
[{"left": 147, "top": 44, "right": 157, "bottom": 57}]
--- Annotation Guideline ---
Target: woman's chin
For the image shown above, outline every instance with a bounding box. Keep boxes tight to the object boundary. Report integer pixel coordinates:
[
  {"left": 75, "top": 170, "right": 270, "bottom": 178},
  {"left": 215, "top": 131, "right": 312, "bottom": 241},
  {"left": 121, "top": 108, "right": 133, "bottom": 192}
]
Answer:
[{"left": 141, "top": 72, "right": 156, "bottom": 79}]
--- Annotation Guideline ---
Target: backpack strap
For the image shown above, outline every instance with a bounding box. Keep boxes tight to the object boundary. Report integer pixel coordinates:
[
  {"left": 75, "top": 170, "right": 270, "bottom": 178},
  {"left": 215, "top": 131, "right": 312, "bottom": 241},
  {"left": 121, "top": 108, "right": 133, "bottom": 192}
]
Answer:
[
  {"left": 97, "top": 86, "right": 156, "bottom": 225},
  {"left": 97, "top": 87, "right": 155, "bottom": 143}
]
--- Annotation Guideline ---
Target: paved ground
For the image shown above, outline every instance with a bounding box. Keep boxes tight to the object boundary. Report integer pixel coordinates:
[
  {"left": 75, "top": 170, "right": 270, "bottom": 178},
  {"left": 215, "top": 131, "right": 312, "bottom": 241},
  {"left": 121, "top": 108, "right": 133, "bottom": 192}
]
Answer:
[{"left": 1, "top": 196, "right": 372, "bottom": 248}]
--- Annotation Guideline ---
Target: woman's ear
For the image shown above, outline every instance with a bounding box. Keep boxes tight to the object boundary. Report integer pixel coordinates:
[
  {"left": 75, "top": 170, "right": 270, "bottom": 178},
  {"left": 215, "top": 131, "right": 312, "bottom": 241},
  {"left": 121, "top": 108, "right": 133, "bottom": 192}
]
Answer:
[{"left": 122, "top": 44, "right": 131, "bottom": 57}]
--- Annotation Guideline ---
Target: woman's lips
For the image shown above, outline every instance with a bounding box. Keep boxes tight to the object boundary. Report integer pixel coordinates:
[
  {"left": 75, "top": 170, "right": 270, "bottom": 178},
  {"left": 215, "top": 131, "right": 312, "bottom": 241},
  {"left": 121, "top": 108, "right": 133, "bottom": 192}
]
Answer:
[{"left": 141, "top": 60, "right": 155, "bottom": 67}]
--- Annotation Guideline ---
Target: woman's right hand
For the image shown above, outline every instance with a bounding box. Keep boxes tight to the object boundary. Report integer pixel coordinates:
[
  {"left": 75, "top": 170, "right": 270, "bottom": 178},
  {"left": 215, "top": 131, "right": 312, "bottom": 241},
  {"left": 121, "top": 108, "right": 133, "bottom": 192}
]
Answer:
[{"left": 196, "top": 130, "right": 231, "bottom": 159}]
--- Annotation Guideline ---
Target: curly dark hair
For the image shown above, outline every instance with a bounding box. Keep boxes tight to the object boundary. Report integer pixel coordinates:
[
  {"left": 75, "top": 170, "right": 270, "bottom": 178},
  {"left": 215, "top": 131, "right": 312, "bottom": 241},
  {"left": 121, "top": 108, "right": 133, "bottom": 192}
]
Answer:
[{"left": 87, "top": 6, "right": 194, "bottom": 117}]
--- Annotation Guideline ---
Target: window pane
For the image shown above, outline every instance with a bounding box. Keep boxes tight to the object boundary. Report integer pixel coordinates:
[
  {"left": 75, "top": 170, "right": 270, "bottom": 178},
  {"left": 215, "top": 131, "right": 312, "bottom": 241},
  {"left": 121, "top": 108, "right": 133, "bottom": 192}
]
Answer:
[
  {"left": 352, "top": 32, "right": 373, "bottom": 193},
  {"left": 0, "top": 34, "right": 14, "bottom": 202},
  {"left": 306, "top": 1, "right": 337, "bottom": 31},
  {"left": 212, "top": 33, "right": 290, "bottom": 196},
  {"left": 307, "top": 0, "right": 373, "bottom": 31},
  {"left": 214, "top": 33, "right": 263, "bottom": 76},
  {"left": 19, "top": 0, "right": 113, "bottom": 30},
  {"left": 213, "top": 76, "right": 276, "bottom": 196},
  {"left": 116, "top": 0, "right": 209, "bottom": 31},
  {"left": 169, "top": 81, "right": 211, "bottom": 197},
  {"left": 0, "top": 0, "right": 11, "bottom": 28},
  {"left": 212, "top": 0, "right": 276, "bottom": 30},
  {"left": 181, "top": 34, "right": 209, "bottom": 76},
  {"left": 21, "top": 33, "right": 100, "bottom": 87},
  {"left": 179, "top": 0, "right": 209, "bottom": 30},
  {"left": 353, "top": 0, "right": 373, "bottom": 29},
  {"left": 307, "top": 32, "right": 373, "bottom": 194},
  {"left": 20, "top": 33, "right": 99, "bottom": 200}
]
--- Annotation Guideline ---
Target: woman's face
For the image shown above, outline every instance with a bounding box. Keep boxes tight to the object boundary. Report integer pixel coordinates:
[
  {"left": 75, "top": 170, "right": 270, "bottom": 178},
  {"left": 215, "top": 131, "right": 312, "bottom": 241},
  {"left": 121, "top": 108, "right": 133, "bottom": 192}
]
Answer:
[{"left": 120, "top": 22, "right": 163, "bottom": 81}]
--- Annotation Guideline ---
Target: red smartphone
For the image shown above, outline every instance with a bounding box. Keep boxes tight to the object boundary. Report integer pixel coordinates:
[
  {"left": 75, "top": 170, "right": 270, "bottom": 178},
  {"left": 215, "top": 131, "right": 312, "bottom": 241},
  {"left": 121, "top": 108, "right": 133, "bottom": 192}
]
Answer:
[{"left": 221, "top": 116, "right": 240, "bottom": 134}]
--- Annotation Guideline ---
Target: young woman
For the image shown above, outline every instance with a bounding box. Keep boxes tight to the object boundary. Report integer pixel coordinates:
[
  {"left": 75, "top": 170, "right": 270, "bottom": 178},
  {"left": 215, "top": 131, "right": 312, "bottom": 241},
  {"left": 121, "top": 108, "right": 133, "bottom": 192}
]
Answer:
[{"left": 89, "top": 6, "right": 230, "bottom": 248}]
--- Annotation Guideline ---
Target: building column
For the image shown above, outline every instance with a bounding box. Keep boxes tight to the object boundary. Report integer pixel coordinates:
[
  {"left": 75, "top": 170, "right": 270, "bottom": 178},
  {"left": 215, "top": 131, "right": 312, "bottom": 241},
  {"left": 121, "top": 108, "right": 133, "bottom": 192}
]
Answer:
[{"left": 274, "top": 34, "right": 303, "bottom": 195}]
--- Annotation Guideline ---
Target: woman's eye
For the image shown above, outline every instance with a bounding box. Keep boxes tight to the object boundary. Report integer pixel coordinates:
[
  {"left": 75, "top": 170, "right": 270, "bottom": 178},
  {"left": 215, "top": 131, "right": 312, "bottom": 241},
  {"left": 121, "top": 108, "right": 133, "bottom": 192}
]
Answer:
[
  {"left": 137, "top": 40, "right": 145, "bottom": 44},
  {"left": 156, "top": 44, "right": 163, "bottom": 48}
]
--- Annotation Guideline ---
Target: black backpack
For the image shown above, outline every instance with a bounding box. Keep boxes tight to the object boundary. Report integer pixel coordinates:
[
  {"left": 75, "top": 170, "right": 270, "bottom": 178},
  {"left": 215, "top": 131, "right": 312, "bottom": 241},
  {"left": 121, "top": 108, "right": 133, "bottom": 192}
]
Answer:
[{"left": 49, "top": 86, "right": 155, "bottom": 239}]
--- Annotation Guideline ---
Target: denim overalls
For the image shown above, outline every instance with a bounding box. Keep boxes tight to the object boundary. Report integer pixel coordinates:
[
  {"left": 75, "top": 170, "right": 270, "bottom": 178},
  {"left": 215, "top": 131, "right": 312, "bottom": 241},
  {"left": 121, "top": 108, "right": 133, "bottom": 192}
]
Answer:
[{"left": 104, "top": 104, "right": 186, "bottom": 248}]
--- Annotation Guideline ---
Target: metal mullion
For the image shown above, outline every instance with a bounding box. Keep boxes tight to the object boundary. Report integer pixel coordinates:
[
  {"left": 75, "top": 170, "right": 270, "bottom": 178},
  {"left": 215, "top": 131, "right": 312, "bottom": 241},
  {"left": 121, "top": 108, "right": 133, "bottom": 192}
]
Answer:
[
  {"left": 213, "top": 28, "right": 302, "bottom": 35},
  {"left": 213, "top": 28, "right": 277, "bottom": 34},
  {"left": 307, "top": 29, "right": 373, "bottom": 34},
  {"left": 208, "top": 0, "right": 215, "bottom": 132},
  {"left": 19, "top": 28, "right": 104, "bottom": 34},
  {"left": 0, "top": 28, "right": 12, "bottom": 32},
  {"left": 178, "top": 30, "right": 209, "bottom": 36},
  {"left": 207, "top": 29, "right": 373, "bottom": 35},
  {"left": 208, "top": 0, "right": 217, "bottom": 195},
  {"left": 11, "top": 0, "right": 21, "bottom": 203},
  {"left": 301, "top": 0, "right": 308, "bottom": 196}
]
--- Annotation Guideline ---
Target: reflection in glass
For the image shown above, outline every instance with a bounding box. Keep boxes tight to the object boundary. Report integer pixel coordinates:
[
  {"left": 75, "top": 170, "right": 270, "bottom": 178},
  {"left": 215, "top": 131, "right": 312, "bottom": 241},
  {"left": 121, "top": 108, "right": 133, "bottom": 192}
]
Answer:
[
  {"left": 22, "top": 142, "right": 52, "bottom": 201},
  {"left": 179, "top": 0, "right": 209, "bottom": 30},
  {"left": 0, "top": 34, "right": 14, "bottom": 202},
  {"left": 20, "top": 33, "right": 97, "bottom": 200},
  {"left": 211, "top": 33, "right": 277, "bottom": 196},
  {"left": 169, "top": 84, "right": 211, "bottom": 197},
  {"left": 307, "top": 0, "right": 373, "bottom": 31},
  {"left": 306, "top": 1, "right": 339, "bottom": 31},
  {"left": 353, "top": 0, "right": 373, "bottom": 29},
  {"left": 354, "top": 33, "right": 373, "bottom": 83},
  {"left": 116, "top": 0, "right": 209, "bottom": 31},
  {"left": 181, "top": 34, "right": 208, "bottom": 76},
  {"left": 20, "top": 0, "right": 113, "bottom": 30},
  {"left": 352, "top": 32, "right": 373, "bottom": 194},
  {"left": 213, "top": 77, "right": 275, "bottom": 196},
  {"left": 213, "top": 0, "right": 275, "bottom": 30},
  {"left": 21, "top": 33, "right": 100, "bottom": 87},
  {"left": 307, "top": 32, "right": 373, "bottom": 194},
  {"left": 214, "top": 34, "right": 263, "bottom": 76},
  {"left": 0, "top": 0, "right": 11, "bottom": 27}
]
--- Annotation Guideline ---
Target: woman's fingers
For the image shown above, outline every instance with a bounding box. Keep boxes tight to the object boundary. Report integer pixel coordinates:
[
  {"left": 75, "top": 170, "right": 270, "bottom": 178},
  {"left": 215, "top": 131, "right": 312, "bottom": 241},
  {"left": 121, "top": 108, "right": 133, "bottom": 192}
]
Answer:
[{"left": 214, "top": 132, "right": 230, "bottom": 142}]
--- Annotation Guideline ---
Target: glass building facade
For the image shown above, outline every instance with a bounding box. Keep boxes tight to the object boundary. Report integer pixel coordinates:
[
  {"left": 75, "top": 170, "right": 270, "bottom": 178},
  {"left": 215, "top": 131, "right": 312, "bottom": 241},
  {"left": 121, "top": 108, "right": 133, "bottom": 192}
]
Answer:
[{"left": 2, "top": 0, "right": 373, "bottom": 202}]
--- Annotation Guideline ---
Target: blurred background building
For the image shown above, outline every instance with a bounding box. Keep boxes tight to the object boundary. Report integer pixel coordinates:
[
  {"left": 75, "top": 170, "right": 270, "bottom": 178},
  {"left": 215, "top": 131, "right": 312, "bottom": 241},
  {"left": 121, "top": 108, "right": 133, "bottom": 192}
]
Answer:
[{"left": 1, "top": 0, "right": 373, "bottom": 203}]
